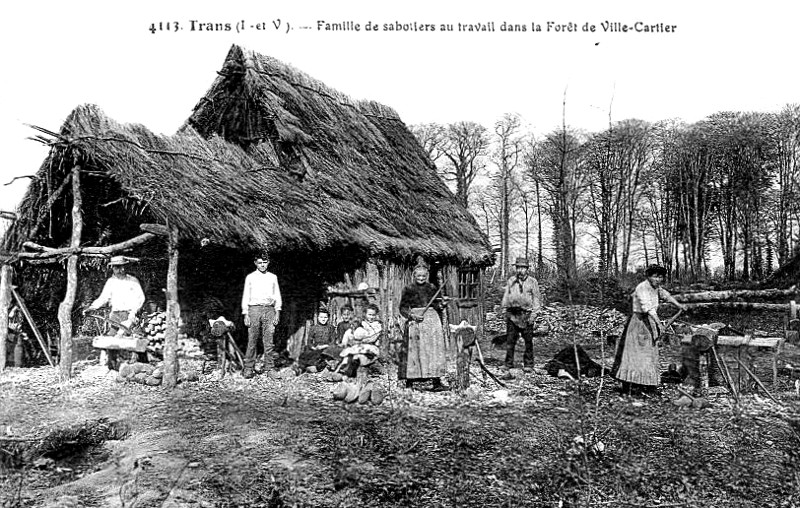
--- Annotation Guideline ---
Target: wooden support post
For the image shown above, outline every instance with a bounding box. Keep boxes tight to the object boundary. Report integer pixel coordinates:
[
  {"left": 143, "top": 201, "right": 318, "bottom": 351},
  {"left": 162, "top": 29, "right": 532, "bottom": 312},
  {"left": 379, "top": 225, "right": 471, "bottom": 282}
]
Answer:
[
  {"left": 0, "top": 265, "right": 12, "bottom": 371},
  {"left": 455, "top": 335, "right": 470, "bottom": 392},
  {"left": 57, "top": 167, "right": 83, "bottom": 381},
  {"left": 162, "top": 223, "right": 180, "bottom": 389},
  {"left": 450, "top": 321, "right": 477, "bottom": 392}
]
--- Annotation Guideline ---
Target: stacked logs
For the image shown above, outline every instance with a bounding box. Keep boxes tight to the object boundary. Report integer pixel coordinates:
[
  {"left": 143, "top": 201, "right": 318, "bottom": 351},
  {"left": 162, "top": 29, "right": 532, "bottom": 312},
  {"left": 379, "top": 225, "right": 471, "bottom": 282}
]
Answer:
[
  {"left": 143, "top": 311, "right": 203, "bottom": 358},
  {"left": 486, "top": 304, "right": 627, "bottom": 337}
]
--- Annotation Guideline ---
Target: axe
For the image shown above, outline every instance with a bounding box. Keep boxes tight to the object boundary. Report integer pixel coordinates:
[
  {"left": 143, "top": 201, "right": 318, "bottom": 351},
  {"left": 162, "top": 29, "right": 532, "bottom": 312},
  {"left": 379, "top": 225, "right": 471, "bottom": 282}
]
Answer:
[
  {"left": 663, "top": 309, "right": 684, "bottom": 329},
  {"left": 85, "top": 313, "right": 133, "bottom": 334}
]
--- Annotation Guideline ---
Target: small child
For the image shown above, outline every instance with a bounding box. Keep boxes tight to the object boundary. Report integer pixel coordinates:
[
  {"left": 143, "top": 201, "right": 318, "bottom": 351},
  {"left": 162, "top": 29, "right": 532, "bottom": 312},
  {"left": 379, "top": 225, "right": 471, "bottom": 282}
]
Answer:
[
  {"left": 361, "top": 304, "right": 383, "bottom": 346},
  {"left": 335, "top": 305, "right": 354, "bottom": 344},
  {"left": 338, "top": 304, "right": 382, "bottom": 377}
]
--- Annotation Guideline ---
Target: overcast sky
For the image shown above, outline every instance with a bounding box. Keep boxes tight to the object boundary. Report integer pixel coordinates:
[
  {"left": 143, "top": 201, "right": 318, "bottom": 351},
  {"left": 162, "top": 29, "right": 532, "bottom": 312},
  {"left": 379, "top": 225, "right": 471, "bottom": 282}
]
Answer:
[{"left": 1, "top": 0, "right": 797, "bottom": 221}]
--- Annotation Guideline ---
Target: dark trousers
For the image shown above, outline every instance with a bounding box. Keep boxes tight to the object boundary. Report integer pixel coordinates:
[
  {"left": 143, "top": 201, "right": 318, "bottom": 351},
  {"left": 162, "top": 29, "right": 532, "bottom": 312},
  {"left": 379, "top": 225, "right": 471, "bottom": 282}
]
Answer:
[
  {"left": 505, "top": 317, "right": 534, "bottom": 368},
  {"left": 245, "top": 305, "right": 276, "bottom": 368}
]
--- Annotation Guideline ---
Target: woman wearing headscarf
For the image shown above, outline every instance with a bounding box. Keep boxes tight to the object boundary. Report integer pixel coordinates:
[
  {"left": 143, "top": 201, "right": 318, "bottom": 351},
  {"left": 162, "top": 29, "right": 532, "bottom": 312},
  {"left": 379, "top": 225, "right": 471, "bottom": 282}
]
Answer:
[
  {"left": 398, "top": 259, "right": 448, "bottom": 391},
  {"left": 612, "top": 264, "right": 686, "bottom": 395}
]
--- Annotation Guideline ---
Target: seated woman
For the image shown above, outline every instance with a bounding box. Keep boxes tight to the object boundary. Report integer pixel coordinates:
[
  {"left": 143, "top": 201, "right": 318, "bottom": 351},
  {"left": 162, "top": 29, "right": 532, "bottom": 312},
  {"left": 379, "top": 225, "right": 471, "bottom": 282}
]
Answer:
[{"left": 296, "top": 308, "right": 340, "bottom": 373}]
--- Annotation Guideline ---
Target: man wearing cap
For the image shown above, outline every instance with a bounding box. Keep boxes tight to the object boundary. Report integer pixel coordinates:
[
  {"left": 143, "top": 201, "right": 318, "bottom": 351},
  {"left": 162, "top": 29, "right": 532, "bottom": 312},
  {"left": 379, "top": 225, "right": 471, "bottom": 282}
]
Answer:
[
  {"left": 501, "top": 257, "right": 542, "bottom": 372},
  {"left": 241, "top": 252, "right": 282, "bottom": 378},
  {"left": 84, "top": 256, "right": 146, "bottom": 370}
]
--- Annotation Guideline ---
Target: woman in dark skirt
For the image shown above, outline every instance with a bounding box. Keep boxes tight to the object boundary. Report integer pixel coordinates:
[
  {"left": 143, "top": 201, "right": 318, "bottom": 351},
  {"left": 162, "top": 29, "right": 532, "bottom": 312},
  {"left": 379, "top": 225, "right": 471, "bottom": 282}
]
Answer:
[
  {"left": 612, "top": 265, "right": 686, "bottom": 395},
  {"left": 398, "top": 263, "right": 448, "bottom": 391}
]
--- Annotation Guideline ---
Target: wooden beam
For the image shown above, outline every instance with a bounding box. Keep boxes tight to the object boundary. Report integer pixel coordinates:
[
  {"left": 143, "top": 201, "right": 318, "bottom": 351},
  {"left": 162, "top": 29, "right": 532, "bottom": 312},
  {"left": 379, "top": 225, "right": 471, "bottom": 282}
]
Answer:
[
  {"left": 139, "top": 223, "right": 169, "bottom": 236},
  {"left": 0, "top": 265, "right": 11, "bottom": 371},
  {"left": 57, "top": 166, "right": 83, "bottom": 381},
  {"left": 14, "top": 233, "right": 156, "bottom": 260}
]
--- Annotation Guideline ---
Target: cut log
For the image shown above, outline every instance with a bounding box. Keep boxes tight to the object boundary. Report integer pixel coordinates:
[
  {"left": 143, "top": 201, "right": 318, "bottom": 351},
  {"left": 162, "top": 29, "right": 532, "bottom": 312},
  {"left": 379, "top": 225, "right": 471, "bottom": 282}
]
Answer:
[
  {"left": 674, "top": 286, "right": 797, "bottom": 303},
  {"left": 681, "top": 302, "right": 792, "bottom": 311},
  {"left": 690, "top": 326, "right": 718, "bottom": 353}
]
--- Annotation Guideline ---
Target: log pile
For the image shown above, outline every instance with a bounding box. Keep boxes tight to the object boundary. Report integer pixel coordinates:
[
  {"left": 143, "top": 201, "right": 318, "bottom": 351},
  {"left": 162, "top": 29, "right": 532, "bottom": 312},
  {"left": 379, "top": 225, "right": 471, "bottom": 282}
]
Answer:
[
  {"left": 671, "top": 286, "right": 797, "bottom": 312},
  {"left": 115, "top": 361, "right": 199, "bottom": 385},
  {"left": 142, "top": 311, "right": 204, "bottom": 358},
  {"left": 485, "top": 303, "right": 627, "bottom": 338}
]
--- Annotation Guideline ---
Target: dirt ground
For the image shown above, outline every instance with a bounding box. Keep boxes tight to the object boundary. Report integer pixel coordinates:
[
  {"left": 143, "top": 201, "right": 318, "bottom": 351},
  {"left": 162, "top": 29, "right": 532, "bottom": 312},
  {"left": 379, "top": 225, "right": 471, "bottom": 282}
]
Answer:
[{"left": 2, "top": 307, "right": 799, "bottom": 508}]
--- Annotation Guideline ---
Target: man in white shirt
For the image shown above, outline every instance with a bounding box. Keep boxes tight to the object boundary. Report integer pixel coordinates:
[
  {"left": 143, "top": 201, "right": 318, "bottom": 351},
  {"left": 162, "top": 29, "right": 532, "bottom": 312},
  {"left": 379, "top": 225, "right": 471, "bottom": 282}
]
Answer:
[
  {"left": 241, "top": 252, "right": 282, "bottom": 378},
  {"left": 84, "top": 256, "right": 146, "bottom": 369}
]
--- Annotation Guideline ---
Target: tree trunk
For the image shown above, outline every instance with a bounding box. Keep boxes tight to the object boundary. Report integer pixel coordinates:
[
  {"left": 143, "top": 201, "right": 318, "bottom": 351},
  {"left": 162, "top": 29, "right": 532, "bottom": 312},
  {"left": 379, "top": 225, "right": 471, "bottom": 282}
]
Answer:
[
  {"left": 536, "top": 180, "right": 543, "bottom": 270},
  {"left": 57, "top": 167, "right": 83, "bottom": 381},
  {"left": 162, "top": 224, "right": 181, "bottom": 389},
  {"left": 674, "top": 286, "right": 798, "bottom": 303},
  {"left": 0, "top": 265, "right": 12, "bottom": 372},
  {"left": 682, "top": 302, "right": 792, "bottom": 311}
]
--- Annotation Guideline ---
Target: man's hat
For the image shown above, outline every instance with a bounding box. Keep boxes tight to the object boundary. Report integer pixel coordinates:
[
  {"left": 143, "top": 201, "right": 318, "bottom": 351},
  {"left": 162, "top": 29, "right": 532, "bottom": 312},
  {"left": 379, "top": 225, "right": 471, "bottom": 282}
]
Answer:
[
  {"left": 514, "top": 257, "right": 530, "bottom": 267},
  {"left": 109, "top": 256, "right": 131, "bottom": 266}
]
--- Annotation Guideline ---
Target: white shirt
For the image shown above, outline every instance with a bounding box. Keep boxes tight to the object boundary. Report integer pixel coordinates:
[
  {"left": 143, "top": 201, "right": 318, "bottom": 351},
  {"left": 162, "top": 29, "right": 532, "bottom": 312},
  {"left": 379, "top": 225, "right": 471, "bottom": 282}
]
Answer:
[
  {"left": 241, "top": 270, "right": 282, "bottom": 313},
  {"left": 632, "top": 280, "right": 671, "bottom": 314},
  {"left": 90, "top": 275, "right": 145, "bottom": 313}
]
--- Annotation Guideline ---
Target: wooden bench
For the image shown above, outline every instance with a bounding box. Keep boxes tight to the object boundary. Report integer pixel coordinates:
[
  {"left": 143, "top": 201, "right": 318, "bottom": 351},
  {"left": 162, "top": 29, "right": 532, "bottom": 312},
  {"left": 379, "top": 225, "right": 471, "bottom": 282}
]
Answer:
[
  {"left": 92, "top": 335, "right": 149, "bottom": 353},
  {"left": 680, "top": 334, "right": 785, "bottom": 387}
]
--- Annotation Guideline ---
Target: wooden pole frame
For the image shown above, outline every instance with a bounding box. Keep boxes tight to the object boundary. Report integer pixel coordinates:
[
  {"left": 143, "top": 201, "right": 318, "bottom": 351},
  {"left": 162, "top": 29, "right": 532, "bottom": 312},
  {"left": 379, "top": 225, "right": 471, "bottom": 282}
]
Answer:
[
  {"left": 0, "top": 265, "right": 12, "bottom": 371},
  {"left": 57, "top": 166, "right": 83, "bottom": 381},
  {"left": 161, "top": 223, "right": 180, "bottom": 389}
]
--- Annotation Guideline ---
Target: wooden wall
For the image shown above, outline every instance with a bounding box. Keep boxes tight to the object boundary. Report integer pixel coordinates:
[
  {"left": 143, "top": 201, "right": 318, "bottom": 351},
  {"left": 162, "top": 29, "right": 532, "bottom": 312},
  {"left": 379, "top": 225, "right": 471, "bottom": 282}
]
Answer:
[{"left": 285, "top": 258, "right": 486, "bottom": 363}]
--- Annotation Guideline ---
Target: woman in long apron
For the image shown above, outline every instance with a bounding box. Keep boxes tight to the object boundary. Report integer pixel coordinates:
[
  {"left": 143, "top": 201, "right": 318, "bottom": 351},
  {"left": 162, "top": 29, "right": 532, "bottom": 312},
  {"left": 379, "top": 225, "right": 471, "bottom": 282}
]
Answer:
[
  {"left": 398, "top": 262, "right": 448, "bottom": 391},
  {"left": 612, "top": 264, "right": 686, "bottom": 396}
]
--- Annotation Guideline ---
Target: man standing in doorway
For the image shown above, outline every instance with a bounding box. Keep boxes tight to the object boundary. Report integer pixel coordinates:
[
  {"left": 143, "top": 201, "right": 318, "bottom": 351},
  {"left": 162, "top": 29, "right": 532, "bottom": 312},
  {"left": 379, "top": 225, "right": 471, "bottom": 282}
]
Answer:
[
  {"left": 501, "top": 257, "right": 542, "bottom": 373},
  {"left": 241, "top": 252, "right": 282, "bottom": 378}
]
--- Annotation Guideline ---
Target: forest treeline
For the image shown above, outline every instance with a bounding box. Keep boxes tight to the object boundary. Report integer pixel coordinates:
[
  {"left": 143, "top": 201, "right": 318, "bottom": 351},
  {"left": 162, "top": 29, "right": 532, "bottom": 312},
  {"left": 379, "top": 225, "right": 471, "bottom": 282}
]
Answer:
[{"left": 411, "top": 104, "right": 800, "bottom": 285}]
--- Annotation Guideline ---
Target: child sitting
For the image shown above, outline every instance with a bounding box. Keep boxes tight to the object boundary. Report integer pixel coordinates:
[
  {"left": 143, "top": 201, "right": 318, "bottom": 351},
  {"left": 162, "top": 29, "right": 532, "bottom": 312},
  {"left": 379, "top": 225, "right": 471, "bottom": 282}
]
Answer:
[
  {"left": 337, "top": 304, "right": 383, "bottom": 377},
  {"left": 296, "top": 308, "right": 339, "bottom": 373},
  {"left": 335, "top": 304, "right": 354, "bottom": 344}
]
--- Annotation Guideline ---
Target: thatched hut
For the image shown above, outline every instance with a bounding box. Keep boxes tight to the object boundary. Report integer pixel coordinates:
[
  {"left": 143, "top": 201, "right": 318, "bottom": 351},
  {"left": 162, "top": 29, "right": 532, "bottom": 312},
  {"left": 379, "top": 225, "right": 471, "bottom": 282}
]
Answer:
[{"left": 2, "top": 45, "right": 493, "bottom": 364}]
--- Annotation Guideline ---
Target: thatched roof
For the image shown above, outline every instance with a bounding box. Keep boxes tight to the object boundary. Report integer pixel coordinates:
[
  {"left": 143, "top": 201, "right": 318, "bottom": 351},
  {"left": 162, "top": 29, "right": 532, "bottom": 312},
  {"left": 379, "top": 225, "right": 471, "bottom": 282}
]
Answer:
[{"left": 4, "top": 46, "right": 492, "bottom": 265}]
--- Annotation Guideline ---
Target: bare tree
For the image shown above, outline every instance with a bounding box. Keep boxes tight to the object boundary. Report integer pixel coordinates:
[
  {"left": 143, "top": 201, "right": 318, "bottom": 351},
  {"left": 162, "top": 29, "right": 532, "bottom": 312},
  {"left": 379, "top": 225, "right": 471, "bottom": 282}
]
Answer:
[
  {"left": 772, "top": 104, "right": 800, "bottom": 266},
  {"left": 410, "top": 122, "right": 447, "bottom": 163},
  {"left": 439, "top": 121, "right": 491, "bottom": 208},
  {"left": 490, "top": 114, "right": 524, "bottom": 278},
  {"left": 536, "top": 100, "right": 589, "bottom": 286},
  {"left": 585, "top": 119, "right": 653, "bottom": 275}
]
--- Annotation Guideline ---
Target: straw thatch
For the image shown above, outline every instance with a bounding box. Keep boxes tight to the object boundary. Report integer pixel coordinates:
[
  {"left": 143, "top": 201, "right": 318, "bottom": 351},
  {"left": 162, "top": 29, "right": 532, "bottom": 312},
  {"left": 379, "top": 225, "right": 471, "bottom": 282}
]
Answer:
[
  {"left": 184, "top": 44, "right": 492, "bottom": 265},
  {"left": 4, "top": 45, "right": 492, "bottom": 266}
]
